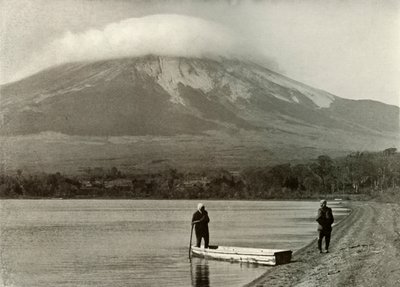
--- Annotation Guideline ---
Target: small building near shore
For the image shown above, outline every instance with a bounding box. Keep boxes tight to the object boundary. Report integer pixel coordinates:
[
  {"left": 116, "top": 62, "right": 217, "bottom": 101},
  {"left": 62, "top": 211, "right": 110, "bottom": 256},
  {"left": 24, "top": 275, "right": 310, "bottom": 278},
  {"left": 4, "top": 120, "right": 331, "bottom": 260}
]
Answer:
[{"left": 104, "top": 179, "right": 133, "bottom": 189}]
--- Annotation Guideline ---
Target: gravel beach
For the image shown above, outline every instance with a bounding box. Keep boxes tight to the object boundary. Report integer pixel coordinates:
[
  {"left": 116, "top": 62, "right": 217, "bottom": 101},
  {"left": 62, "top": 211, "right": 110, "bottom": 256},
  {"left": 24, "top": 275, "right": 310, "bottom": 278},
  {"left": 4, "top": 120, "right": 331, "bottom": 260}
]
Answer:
[{"left": 246, "top": 201, "right": 400, "bottom": 287}]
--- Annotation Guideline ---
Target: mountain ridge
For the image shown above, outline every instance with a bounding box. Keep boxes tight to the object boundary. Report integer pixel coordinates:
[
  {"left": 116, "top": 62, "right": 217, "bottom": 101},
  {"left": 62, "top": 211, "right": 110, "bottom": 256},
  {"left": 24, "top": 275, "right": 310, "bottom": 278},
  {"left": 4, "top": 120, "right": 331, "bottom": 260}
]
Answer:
[
  {"left": 1, "top": 55, "right": 398, "bottom": 136},
  {"left": 0, "top": 56, "right": 398, "bottom": 173}
]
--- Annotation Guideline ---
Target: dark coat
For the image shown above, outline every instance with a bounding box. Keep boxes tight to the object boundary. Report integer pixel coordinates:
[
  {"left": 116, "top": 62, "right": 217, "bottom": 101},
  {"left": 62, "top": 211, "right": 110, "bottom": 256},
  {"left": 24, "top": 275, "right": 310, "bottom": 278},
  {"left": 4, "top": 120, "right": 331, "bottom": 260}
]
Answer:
[
  {"left": 192, "top": 210, "right": 210, "bottom": 234},
  {"left": 316, "top": 206, "right": 334, "bottom": 231}
]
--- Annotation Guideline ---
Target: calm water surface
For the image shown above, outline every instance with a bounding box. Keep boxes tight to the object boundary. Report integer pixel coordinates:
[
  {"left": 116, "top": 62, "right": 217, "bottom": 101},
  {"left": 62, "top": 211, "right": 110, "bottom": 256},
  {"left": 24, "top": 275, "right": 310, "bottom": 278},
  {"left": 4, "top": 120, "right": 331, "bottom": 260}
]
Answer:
[{"left": 0, "top": 200, "right": 349, "bottom": 287}]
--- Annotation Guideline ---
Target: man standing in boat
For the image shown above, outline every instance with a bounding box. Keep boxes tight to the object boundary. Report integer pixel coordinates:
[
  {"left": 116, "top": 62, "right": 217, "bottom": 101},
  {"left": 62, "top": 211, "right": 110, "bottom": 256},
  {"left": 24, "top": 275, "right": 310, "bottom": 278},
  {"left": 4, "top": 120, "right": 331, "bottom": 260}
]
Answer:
[
  {"left": 192, "top": 203, "right": 210, "bottom": 248},
  {"left": 316, "top": 200, "right": 334, "bottom": 253}
]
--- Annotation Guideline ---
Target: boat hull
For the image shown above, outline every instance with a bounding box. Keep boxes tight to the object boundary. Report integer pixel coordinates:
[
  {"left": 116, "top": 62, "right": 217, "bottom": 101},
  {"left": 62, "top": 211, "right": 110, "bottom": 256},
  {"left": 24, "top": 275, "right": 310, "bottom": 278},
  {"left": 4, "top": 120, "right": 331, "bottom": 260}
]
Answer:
[{"left": 191, "top": 245, "right": 292, "bottom": 266}]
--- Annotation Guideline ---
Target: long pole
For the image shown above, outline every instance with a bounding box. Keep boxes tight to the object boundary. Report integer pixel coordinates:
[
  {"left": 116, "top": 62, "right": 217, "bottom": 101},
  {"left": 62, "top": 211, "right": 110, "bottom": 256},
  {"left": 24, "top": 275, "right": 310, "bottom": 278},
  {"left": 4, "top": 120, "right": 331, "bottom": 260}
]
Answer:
[{"left": 189, "top": 224, "right": 194, "bottom": 259}]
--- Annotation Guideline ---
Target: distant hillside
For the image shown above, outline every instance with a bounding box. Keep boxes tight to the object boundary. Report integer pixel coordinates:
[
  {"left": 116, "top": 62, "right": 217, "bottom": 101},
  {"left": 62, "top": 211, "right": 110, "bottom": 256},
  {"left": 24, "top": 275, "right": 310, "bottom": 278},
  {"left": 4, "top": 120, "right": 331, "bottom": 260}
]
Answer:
[{"left": 0, "top": 56, "right": 398, "bottom": 173}]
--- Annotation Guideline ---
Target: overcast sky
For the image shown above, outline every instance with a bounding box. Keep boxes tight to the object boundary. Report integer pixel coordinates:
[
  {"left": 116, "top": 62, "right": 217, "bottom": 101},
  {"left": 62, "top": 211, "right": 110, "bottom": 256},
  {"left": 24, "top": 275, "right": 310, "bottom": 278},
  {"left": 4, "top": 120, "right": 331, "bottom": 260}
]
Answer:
[{"left": 1, "top": 0, "right": 399, "bottom": 106}]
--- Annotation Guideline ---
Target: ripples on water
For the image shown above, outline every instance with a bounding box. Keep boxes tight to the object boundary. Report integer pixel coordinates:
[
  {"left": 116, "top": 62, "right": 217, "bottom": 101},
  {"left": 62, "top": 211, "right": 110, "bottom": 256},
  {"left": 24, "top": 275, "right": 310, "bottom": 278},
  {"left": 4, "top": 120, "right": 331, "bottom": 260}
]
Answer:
[{"left": 0, "top": 200, "right": 349, "bottom": 287}]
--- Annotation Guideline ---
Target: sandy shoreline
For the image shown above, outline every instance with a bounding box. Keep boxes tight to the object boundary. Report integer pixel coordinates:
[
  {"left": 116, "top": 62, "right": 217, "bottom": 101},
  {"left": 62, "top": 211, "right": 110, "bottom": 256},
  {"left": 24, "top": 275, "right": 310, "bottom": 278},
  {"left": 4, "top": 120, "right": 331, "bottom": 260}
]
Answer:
[{"left": 246, "top": 201, "right": 400, "bottom": 287}]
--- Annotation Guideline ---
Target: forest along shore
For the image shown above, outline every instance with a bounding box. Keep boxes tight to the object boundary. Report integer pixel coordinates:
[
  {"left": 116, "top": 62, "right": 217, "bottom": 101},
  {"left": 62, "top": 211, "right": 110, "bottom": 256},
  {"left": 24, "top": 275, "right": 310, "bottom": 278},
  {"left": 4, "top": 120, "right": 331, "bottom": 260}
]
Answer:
[{"left": 246, "top": 201, "right": 400, "bottom": 287}]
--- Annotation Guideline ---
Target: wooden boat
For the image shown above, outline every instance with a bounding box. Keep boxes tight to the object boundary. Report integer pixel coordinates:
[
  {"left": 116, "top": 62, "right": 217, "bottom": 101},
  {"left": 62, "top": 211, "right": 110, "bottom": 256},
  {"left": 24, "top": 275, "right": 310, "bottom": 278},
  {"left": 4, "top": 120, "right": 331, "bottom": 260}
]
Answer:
[{"left": 191, "top": 245, "right": 292, "bottom": 266}]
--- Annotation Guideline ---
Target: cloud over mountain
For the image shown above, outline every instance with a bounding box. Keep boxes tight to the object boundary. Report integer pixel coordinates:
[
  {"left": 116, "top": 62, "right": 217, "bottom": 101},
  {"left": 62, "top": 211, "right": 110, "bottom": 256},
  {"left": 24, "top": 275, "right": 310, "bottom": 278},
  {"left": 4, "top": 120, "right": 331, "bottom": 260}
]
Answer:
[{"left": 13, "top": 14, "right": 256, "bottom": 81}]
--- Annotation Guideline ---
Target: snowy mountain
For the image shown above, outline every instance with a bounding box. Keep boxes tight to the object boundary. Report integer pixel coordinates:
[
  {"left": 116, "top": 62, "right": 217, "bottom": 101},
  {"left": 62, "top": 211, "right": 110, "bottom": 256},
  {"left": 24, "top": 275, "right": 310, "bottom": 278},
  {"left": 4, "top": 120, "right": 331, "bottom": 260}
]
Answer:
[
  {"left": 1, "top": 55, "right": 398, "bottom": 135},
  {"left": 0, "top": 56, "right": 398, "bottom": 172}
]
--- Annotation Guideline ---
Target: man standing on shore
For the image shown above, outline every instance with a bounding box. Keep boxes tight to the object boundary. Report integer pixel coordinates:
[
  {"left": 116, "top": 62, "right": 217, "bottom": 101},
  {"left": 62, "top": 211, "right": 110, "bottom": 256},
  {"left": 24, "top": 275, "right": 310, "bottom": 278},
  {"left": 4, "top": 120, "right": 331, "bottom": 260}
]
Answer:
[
  {"left": 192, "top": 203, "right": 210, "bottom": 248},
  {"left": 316, "top": 200, "right": 334, "bottom": 253}
]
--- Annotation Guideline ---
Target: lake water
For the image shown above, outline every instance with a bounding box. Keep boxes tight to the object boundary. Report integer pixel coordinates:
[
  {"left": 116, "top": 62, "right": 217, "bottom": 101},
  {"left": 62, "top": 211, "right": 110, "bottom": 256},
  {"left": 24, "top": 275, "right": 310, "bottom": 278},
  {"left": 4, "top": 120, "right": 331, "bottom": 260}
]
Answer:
[{"left": 0, "top": 200, "right": 349, "bottom": 287}]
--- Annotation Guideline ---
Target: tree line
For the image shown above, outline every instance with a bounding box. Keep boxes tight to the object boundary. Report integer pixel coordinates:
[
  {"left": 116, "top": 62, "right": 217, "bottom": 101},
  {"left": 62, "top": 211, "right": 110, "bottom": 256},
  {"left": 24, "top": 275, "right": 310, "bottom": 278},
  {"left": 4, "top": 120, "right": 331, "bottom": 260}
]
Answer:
[{"left": 1, "top": 148, "right": 398, "bottom": 199}]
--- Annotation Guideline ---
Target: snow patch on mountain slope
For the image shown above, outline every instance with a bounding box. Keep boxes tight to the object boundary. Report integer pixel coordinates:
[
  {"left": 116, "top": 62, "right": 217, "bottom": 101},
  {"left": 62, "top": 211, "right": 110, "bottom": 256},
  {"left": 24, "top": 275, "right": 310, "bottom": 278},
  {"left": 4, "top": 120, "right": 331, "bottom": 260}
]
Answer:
[
  {"left": 301, "top": 90, "right": 334, "bottom": 108},
  {"left": 140, "top": 58, "right": 215, "bottom": 105},
  {"left": 269, "top": 73, "right": 334, "bottom": 108},
  {"left": 33, "top": 84, "right": 94, "bottom": 104},
  {"left": 251, "top": 67, "right": 335, "bottom": 108},
  {"left": 219, "top": 75, "right": 251, "bottom": 102},
  {"left": 138, "top": 58, "right": 252, "bottom": 105}
]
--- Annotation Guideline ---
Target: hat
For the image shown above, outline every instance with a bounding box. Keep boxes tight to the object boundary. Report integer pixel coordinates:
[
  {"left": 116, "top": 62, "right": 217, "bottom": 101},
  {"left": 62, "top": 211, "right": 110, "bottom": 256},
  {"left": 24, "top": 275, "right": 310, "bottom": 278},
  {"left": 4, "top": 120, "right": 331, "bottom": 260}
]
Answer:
[
  {"left": 197, "top": 203, "right": 204, "bottom": 210},
  {"left": 320, "top": 200, "right": 327, "bottom": 205}
]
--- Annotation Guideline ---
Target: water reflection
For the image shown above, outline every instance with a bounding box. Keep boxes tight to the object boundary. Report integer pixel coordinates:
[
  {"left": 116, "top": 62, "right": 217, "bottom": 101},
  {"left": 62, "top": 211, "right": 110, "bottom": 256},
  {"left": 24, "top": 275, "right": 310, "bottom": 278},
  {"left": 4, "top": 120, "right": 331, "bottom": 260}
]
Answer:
[
  {"left": 190, "top": 259, "right": 210, "bottom": 287},
  {"left": 1, "top": 200, "right": 348, "bottom": 287}
]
